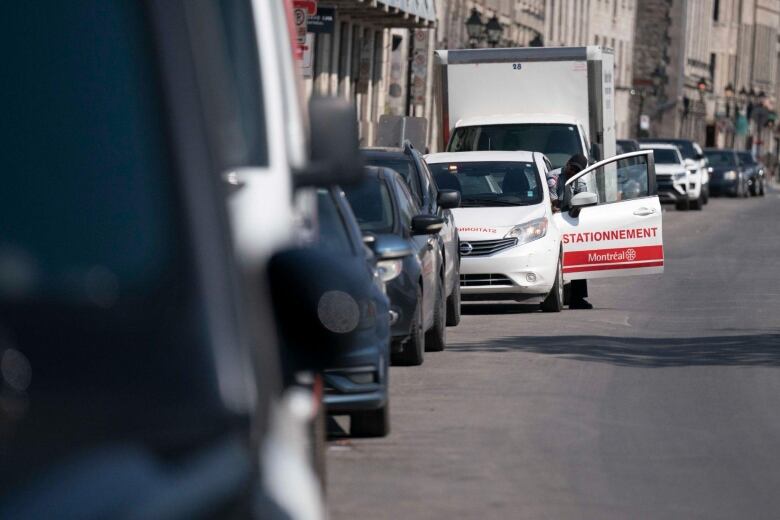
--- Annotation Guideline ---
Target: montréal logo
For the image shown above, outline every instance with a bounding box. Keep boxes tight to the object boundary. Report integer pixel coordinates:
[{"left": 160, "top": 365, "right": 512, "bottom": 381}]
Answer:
[{"left": 625, "top": 248, "right": 637, "bottom": 261}]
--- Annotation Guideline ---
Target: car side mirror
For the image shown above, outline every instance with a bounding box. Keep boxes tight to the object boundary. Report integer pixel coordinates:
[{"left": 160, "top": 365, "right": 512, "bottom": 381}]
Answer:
[
  {"left": 370, "top": 234, "right": 412, "bottom": 260},
  {"left": 294, "top": 97, "right": 364, "bottom": 189},
  {"left": 411, "top": 214, "right": 444, "bottom": 235},
  {"left": 568, "top": 191, "right": 598, "bottom": 218},
  {"left": 268, "top": 247, "right": 376, "bottom": 373},
  {"left": 437, "top": 189, "right": 461, "bottom": 209}
]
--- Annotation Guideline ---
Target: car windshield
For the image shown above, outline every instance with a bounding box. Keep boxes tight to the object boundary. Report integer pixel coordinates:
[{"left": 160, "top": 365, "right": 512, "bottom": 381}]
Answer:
[
  {"left": 363, "top": 156, "right": 414, "bottom": 184},
  {"left": 738, "top": 152, "right": 756, "bottom": 165},
  {"left": 705, "top": 151, "right": 737, "bottom": 167},
  {"left": 648, "top": 148, "right": 680, "bottom": 164},
  {"left": 428, "top": 161, "right": 542, "bottom": 207},
  {"left": 343, "top": 176, "right": 395, "bottom": 234},
  {"left": 448, "top": 124, "right": 582, "bottom": 169}
]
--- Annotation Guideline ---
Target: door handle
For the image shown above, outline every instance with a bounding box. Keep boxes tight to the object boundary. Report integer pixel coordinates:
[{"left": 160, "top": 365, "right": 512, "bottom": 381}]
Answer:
[{"left": 633, "top": 207, "right": 656, "bottom": 216}]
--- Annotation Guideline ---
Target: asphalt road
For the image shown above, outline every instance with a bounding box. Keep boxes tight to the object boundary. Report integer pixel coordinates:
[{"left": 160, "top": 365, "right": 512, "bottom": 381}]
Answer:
[{"left": 326, "top": 185, "right": 780, "bottom": 520}]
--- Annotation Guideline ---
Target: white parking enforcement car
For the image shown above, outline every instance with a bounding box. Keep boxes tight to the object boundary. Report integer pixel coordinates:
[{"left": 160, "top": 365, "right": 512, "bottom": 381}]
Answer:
[{"left": 425, "top": 150, "right": 665, "bottom": 311}]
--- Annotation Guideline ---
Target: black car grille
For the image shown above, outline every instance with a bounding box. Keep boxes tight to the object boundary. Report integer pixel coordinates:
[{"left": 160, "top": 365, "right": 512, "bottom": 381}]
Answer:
[
  {"left": 460, "top": 274, "right": 514, "bottom": 287},
  {"left": 460, "top": 238, "right": 518, "bottom": 257},
  {"left": 656, "top": 176, "right": 674, "bottom": 190}
]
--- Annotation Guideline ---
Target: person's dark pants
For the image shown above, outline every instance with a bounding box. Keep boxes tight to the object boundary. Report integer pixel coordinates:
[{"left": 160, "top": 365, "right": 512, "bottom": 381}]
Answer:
[{"left": 570, "top": 279, "right": 588, "bottom": 300}]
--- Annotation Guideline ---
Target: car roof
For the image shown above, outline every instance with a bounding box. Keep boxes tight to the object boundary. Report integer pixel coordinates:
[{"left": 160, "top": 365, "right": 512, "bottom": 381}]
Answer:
[
  {"left": 640, "top": 138, "right": 694, "bottom": 144},
  {"left": 424, "top": 150, "right": 538, "bottom": 164},
  {"left": 364, "top": 164, "right": 404, "bottom": 181},
  {"left": 639, "top": 143, "right": 679, "bottom": 151},
  {"left": 455, "top": 113, "right": 583, "bottom": 127}
]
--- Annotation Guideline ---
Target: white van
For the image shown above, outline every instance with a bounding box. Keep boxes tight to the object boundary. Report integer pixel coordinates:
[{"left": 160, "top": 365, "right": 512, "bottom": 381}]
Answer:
[{"left": 426, "top": 150, "right": 665, "bottom": 311}]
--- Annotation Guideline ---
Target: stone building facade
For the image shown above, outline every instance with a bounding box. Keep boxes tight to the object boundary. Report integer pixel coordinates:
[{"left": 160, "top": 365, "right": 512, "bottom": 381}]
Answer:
[
  {"left": 631, "top": 0, "right": 780, "bottom": 158},
  {"left": 588, "top": 0, "right": 639, "bottom": 138}
]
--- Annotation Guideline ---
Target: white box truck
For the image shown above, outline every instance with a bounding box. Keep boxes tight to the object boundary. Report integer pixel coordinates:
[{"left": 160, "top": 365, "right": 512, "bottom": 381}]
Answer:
[{"left": 434, "top": 46, "right": 616, "bottom": 171}]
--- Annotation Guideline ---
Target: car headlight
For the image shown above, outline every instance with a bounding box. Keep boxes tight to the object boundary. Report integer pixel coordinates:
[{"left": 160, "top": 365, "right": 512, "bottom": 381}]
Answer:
[
  {"left": 724, "top": 170, "right": 737, "bottom": 180},
  {"left": 376, "top": 259, "right": 403, "bottom": 283},
  {"left": 504, "top": 217, "right": 548, "bottom": 245}
]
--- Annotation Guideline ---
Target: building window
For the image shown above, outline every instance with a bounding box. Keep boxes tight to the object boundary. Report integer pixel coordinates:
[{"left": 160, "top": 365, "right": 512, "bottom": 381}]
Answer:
[{"left": 713, "top": 0, "right": 720, "bottom": 21}]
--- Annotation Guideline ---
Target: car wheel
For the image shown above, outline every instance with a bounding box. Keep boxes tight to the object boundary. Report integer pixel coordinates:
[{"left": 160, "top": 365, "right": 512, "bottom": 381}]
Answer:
[
  {"left": 759, "top": 179, "right": 766, "bottom": 196},
  {"left": 392, "top": 287, "right": 424, "bottom": 366},
  {"left": 311, "top": 392, "right": 327, "bottom": 491},
  {"left": 690, "top": 192, "right": 703, "bottom": 210},
  {"left": 445, "top": 277, "right": 462, "bottom": 327},
  {"left": 425, "top": 278, "right": 446, "bottom": 352},
  {"left": 351, "top": 404, "right": 389, "bottom": 437},
  {"left": 675, "top": 201, "right": 688, "bottom": 211},
  {"left": 703, "top": 187, "right": 709, "bottom": 204},
  {"left": 540, "top": 254, "right": 564, "bottom": 312}
]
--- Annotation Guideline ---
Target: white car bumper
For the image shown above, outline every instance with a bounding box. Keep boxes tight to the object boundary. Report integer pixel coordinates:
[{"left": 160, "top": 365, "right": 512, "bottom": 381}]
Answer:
[{"left": 460, "top": 234, "right": 559, "bottom": 298}]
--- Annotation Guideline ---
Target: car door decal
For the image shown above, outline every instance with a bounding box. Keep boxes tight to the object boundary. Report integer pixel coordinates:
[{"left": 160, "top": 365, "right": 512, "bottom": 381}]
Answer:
[{"left": 563, "top": 244, "right": 664, "bottom": 274}]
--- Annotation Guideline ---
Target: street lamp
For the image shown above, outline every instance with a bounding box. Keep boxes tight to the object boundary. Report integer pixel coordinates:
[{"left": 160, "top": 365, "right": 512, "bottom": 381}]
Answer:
[
  {"left": 465, "top": 8, "right": 484, "bottom": 48},
  {"left": 485, "top": 15, "right": 503, "bottom": 47}
]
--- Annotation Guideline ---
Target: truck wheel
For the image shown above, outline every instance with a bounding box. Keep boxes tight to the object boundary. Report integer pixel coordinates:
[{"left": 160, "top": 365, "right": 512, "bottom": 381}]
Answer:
[
  {"left": 392, "top": 288, "right": 424, "bottom": 366},
  {"left": 445, "top": 278, "right": 462, "bottom": 327},
  {"left": 351, "top": 404, "right": 389, "bottom": 437},
  {"left": 540, "top": 256, "right": 564, "bottom": 312},
  {"left": 425, "top": 279, "right": 447, "bottom": 352}
]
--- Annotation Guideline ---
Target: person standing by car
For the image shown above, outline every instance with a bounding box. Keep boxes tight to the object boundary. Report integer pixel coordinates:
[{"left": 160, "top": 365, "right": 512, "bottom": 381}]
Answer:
[{"left": 547, "top": 154, "right": 593, "bottom": 310}]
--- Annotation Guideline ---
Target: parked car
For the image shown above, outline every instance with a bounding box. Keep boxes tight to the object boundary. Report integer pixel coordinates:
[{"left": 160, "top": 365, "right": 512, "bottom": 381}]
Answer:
[
  {"left": 343, "top": 167, "right": 453, "bottom": 365},
  {"left": 736, "top": 151, "right": 766, "bottom": 196},
  {"left": 361, "top": 142, "right": 463, "bottom": 326},
  {"left": 639, "top": 143, "right": 701, "bottom": 210},
  {"left": 0, "top": 1, "right": 365, "bottom": 517},
  {"left": 311, "top": 187, "right": 412, "bottom": 437},
  {"left": 703, "top": 148, "right": 749, "bottom": 197},
  {"left": 640, "top": 138, "right": 709, "bottom": 207},
  {"left": 425, "top": 150, "right": 666, "bottom": 310}
]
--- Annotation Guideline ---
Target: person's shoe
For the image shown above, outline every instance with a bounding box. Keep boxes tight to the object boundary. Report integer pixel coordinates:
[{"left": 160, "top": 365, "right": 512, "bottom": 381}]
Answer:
[{"left": 569, "top": 298, "right": 593, "bottom": 310}]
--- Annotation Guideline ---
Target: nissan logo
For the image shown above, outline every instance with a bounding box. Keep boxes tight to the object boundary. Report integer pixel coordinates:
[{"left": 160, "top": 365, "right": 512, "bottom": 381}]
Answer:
[{"left": 460, "top": 242, "right": 473, "bottom": 256}]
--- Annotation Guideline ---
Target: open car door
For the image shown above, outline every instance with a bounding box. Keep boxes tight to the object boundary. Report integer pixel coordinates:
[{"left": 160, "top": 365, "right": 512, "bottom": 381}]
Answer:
[{"left": 553, "top": 150, "right": 664, "bottom": 280}]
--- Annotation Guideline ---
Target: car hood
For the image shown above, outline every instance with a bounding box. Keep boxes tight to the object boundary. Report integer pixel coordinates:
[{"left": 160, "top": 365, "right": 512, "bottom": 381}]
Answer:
[
  {"left": 709, "top": 165, "right": 738, "bottom": 174},
  {"left": 452, "top": 204, "right": 547, "bottom": 241},
  {"left": 655, "top": 164, "right": 686, "bottom": 176}
]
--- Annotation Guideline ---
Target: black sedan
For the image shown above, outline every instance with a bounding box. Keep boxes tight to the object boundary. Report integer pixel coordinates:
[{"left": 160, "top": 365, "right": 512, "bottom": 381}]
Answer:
[
  {"left": 736, "top": 151, "right": 766, "bottom": 196},
  {"left": 704, "top": 148, "right": 749, "bottom": 197},
  {"left": 344, "top": 167, "right": 458, "bottom": 366},
  {"left": 362, "top": 142, "right": 463, "bottom": 327}
]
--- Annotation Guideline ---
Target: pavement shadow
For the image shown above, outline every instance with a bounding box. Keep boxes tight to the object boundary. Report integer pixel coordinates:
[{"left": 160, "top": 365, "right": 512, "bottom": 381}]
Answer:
[
  {"left": 447, "top": 334, "right": 780, "bottom": 368},
  {"left": 462, "top": 303, "right": 540, "bottom": 315}
]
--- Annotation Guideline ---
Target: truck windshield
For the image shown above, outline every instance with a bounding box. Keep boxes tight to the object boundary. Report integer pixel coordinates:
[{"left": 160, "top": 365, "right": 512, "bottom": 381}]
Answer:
[
  {"left": 448, "top": 124, "right": 582, "bottom": 169},
  {"left": 428, "top": 161, "right": 543, "bottom": 207},
  {"left": 648, "top": 149, "right": 680, "bottom": 164}
]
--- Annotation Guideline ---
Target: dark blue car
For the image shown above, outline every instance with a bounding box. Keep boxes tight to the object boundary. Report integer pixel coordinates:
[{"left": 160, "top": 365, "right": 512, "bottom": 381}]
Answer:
[
  {"left": 344, "top": 167, "right": 458, "bottom": 366},
  {"left": 315, "top": 187, "right": 411, "bottom": 437}
]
